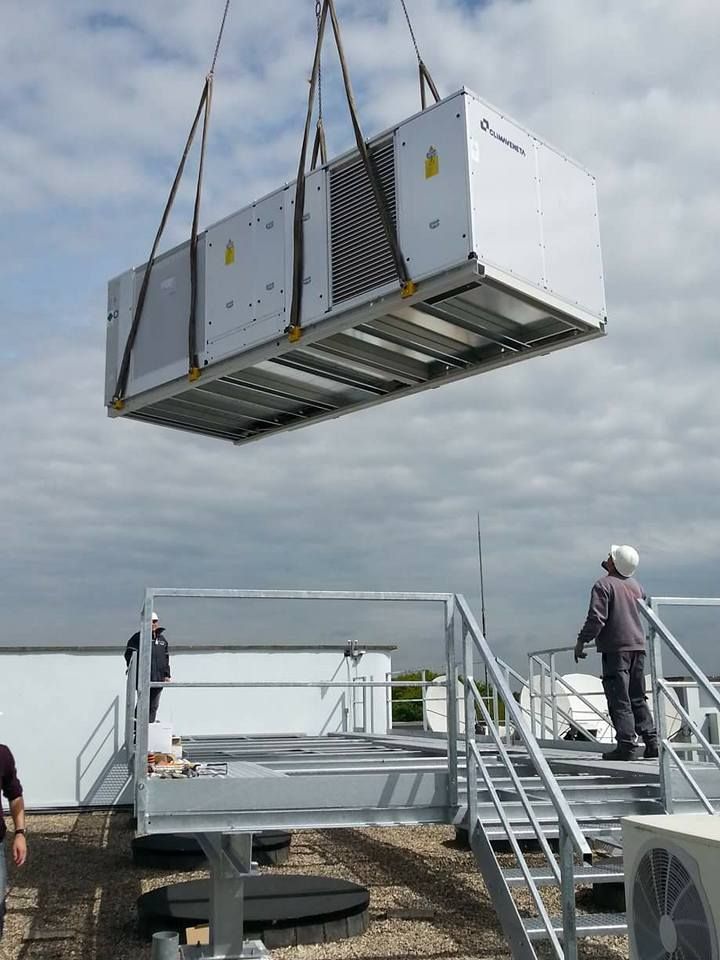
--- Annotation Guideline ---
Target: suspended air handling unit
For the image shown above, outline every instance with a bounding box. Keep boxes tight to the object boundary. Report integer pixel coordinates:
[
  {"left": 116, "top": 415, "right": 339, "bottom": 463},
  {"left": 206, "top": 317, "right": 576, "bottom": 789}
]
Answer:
[{"left": 105, "top": 87, "right": 607, "bottom": 445}]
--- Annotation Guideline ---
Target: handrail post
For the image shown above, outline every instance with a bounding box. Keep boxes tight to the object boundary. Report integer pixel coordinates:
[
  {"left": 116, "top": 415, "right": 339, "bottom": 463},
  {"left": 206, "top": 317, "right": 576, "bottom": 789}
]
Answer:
[
  {"left": 647, "top": 600, "right": 673, "bottom": 812},
  {"left": 529, "top": 655, "right": 537, "bottom": 737},
  {"left": 125, "top": 652, "right": 137, "bottom": 773},
  {"left": 559, "top": 823, "right": 578, "bottom": 960},
  {"left": 134, "top": 593, "right": 154, "bottom": 831},
  {"left": 421, "top": 669, "right": 428, "bottom": 731},
  {"left": 462, "top": 621, "right": 478, "bottom": 836},
  {"left": 540, "top": 659, "right": 547, "bottom": 739},
  {"left": 550, "top": 653, "right": 559, "bottom": 741},
  {"left": 445, "top": 599, "right": 459, "bottom": 809},
  {"left": 386, "top": 671, "right": 392, "bottom": 732}
]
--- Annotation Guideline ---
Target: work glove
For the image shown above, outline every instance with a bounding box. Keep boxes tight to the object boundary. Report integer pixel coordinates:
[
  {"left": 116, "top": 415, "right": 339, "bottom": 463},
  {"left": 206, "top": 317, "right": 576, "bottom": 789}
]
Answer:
[{"left": 574, "top": 640, "right": 587, "bottom": 663}]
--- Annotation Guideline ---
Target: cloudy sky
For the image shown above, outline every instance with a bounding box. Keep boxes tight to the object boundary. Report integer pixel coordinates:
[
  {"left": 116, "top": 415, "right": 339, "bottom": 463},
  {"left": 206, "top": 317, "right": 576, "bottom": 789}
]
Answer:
[{"left": 1, "top": 0, "right": 718, "bottom": 678}]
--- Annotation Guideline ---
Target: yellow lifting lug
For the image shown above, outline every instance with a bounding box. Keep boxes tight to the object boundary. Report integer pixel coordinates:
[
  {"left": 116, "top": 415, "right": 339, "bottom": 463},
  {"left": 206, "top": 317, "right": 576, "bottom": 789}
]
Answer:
[
  {"left": 400, "top": 279, "right": 417, "bottom": 299},
  {"left": 188, "top": 366, "right": 201, "bottom": 383},
  {"left": 287, "top": 324, "right": 303, "bottom": 344},
  {"left": 112, "top": 398, "right": 125, "bottom": 412}
]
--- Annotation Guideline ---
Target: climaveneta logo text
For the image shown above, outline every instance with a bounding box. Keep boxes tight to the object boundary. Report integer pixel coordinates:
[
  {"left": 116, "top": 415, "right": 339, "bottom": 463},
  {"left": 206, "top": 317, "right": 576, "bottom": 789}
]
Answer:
[{"left": 480, "top": 117, "right": 526, "bottom": 157}]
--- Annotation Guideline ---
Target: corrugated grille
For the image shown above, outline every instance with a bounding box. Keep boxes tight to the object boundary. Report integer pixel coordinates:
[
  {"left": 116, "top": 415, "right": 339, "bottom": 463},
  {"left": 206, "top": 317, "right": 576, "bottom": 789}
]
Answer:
[{"left": 330, "top": 140, "right": 397, "bottom": 305}]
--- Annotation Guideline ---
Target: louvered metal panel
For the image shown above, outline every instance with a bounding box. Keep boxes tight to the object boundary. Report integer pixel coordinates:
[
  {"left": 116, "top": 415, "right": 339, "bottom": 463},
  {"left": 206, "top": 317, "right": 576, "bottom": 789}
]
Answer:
[{"left": 329, "top": 141, "right": 397, "bottom": 305}]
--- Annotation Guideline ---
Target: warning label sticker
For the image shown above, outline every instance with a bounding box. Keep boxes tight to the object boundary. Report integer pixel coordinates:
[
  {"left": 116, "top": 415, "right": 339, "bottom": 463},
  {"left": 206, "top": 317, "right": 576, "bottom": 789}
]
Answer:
[{"left": 425, "top": 146, "right": 439, "bottom": 179}]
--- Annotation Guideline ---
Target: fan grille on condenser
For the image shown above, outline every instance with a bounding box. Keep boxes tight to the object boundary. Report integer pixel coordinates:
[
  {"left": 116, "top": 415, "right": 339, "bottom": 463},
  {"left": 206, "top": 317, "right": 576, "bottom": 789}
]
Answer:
[{"left": 633, "top": 847, "right": 713, "bottom": 959}]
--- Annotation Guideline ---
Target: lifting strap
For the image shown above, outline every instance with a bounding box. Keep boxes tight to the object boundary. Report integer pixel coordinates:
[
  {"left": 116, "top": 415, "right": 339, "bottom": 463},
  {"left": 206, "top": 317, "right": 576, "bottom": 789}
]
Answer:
[
  {"left": 287, "top": 0, "right": 416, "bottom": 344},
  {"left": 398, "top": 0, "right": 441, "bottom": 109},
  {"left": 112, "top": 0, "right": 231, "bottom": 409}
]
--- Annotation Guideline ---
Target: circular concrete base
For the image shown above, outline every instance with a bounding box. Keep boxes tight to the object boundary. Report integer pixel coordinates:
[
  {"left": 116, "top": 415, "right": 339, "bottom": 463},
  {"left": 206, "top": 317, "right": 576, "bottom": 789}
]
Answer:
[
  {"left": 138, "top": 875, "right": 370, "bottom": 948},
  {"left": 132, "top": 831, "right": 291, "bottom": 869}
]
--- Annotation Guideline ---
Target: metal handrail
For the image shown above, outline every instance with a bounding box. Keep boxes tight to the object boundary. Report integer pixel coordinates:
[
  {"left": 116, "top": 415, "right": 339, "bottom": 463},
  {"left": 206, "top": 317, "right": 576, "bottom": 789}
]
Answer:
[
  {"left": 469, "top": 740, "right": 565, "bottom": 958},
  {"left": 657, "top": 679, "right": 720, "bottom": 766},
  {"left": 457, "top": 595, "right": 587, "bottom": 959},
  {"left": 640, "top": 601, "right": 720, "bottom": 713},
  {"left": 456, "top": 595, "right": 591, "bottom": 860},
  {"left": 497, "top": 658, "right": 603, "bottom": 745},
  {"left": 640, "top": 597, "right": 720, "bottom": 813},
  {"left": 468, "top": 679, "right": 560, "bottom": 881},
  {"left": 528, "top": 649, "right": 610, "bottom": 740}
]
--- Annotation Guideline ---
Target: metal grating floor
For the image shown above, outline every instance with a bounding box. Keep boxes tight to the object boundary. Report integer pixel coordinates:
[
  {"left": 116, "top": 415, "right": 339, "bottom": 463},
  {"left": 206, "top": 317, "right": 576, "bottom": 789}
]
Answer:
[{"left": 120, "top": 261, "right": 605, "bottom": 446}]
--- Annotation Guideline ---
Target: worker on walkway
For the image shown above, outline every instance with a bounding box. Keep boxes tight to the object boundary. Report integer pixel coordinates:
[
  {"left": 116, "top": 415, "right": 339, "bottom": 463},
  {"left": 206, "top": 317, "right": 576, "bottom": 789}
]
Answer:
[
  {"left": 0, "top": 736, "right": 26, "bottom": 940},
  {"left": 124, "top": 612, "right": 171, "bottom": 723},
  {"left": 574, "top": 545, "right": 659, "bottom": 761}
]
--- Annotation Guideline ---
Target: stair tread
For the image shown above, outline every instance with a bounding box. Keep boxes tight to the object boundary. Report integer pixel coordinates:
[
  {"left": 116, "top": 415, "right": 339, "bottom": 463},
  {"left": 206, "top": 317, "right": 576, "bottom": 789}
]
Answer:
[
  {"left": 523, "top": 911, "right": 627, "bottom": 939},
  {"left": 504, "top": 861, "right": 624, "bottom": 886}
]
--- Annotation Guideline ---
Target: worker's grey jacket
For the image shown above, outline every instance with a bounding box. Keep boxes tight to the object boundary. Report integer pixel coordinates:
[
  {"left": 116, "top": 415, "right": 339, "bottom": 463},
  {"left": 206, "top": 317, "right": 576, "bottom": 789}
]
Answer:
[{"left": 577, "top": 573, "right": 646, "bottom": 653}]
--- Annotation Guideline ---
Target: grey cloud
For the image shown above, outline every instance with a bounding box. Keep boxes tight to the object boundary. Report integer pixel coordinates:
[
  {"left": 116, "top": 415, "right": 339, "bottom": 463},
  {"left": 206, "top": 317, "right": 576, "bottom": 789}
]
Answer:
[{"left": 0, "top": 0, "right": 719, "bottom": 683}]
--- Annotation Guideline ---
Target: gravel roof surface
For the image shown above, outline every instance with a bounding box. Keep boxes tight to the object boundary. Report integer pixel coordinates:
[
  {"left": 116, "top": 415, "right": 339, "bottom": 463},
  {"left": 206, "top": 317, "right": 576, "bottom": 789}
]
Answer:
[{"left": 0, "top": 812, "right": 629, "bottom": 960}]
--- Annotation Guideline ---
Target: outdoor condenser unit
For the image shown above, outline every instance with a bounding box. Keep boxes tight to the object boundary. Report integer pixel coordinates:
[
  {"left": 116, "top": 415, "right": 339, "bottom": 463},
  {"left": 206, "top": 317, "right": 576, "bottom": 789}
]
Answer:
[
  {"left": 105, "top": 88, "right": 607, "bottom": 445},
  {"left": 623, "top": 814, "right": 720, "bottom": 960}
]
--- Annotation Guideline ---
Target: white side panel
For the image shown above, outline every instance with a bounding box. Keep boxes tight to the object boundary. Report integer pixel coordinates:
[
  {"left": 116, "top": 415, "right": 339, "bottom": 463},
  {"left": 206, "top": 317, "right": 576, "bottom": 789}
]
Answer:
[
  {"left": 249, "top": 191, "right": 287, "bottom": 339},
  {"left": 128, "top": 240, "right": 204, "bottom": 397},
  {"left": 466, "top": 97, "right": 544, "bottom": 287},
  {"left": 205, "top": 190, "right": 287, "bottom": 363},
  {"left": 105, "top": 270, "right": 134, "bottom": 405},
  {"left": 0, "top": 648, "right": 391, "bottom": 809},
  {"left": 537, "top": 144, "right": 606, "bottom": 318},
  {"left": 204, "top": 209, "right": 255, "bottom": 362},
  {"left": 396, "top": 95, "right": 472, "bottom": 279},
  {"left": 286, "top": 167, "right": 330, "bottom": 327}
]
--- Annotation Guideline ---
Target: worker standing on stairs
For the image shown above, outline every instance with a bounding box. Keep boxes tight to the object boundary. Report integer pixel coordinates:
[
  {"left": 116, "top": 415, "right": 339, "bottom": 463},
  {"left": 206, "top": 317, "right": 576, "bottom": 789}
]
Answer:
[{"left": 574, "top": 545, "right": 659, "bottom": 761}]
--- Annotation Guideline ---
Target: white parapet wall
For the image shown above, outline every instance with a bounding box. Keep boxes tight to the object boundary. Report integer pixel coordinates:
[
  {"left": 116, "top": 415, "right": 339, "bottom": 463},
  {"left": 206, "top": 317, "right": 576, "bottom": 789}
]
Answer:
[{"left": 0, "top": 644, "right": 393, "bottom": 810}]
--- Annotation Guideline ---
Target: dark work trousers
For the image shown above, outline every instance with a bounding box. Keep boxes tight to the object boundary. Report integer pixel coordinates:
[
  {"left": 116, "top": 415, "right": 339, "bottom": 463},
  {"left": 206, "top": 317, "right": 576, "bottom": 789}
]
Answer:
[
  {"left": 133, "top": 688, "right": 163, "bottom": 740},
  {"left": 149, "top": 688, "right": 162, "bottom": 724},
  {"left": 601, "top": 651, "right": 657, "bottom": 747}
]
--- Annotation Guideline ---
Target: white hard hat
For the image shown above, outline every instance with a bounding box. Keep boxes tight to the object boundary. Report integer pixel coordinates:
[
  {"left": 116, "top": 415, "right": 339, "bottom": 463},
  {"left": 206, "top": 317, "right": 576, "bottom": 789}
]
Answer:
[
  {"left": 151, "top": 611, "right": 159, "bottom": 622},
  {"left": 611, "top": 544, "right": 639, "bottom": 578}
]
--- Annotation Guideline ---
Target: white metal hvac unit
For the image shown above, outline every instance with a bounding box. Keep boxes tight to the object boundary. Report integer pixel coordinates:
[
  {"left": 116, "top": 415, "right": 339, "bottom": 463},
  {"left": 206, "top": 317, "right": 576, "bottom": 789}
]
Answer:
[
  {"left": 623, "top": 815, "right": 720, "bottom": 960},
  {"left": 105, "top": 88, "right": 607, "bottom": 445}
]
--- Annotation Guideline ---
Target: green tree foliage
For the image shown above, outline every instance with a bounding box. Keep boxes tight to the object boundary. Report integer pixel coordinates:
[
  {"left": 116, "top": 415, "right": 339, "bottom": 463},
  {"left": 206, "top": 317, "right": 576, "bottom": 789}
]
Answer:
[{"left": 391, "top": 671, "right": 505, "bottom": 724}]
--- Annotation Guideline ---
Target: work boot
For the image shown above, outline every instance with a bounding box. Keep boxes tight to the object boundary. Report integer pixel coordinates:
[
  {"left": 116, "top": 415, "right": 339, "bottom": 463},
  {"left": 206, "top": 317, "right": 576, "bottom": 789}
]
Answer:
[
  {"left": 643, "top": 740, "right": 659, "bottom": 760},
  {"left": 603, "top": 744, "right": 643, "bottom": 762}
]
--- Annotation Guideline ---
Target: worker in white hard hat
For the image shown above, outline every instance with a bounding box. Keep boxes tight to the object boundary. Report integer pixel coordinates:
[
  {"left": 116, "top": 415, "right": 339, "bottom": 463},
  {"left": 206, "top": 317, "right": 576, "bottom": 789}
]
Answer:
[
  {"left": 0, "top": 726, "right": 27, "bottom": 941},
  {"left": 574, "top": 545, "right": 658, "bottom": 761},
  {"left": 124, "top": 612, "right": 171, "bottom": 723}
]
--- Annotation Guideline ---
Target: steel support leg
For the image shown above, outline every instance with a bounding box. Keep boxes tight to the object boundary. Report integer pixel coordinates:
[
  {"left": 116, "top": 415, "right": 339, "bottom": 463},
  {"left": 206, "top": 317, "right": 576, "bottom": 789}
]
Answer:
[{"left": 180, "top": 834, "right": 268, "bottom": 960}]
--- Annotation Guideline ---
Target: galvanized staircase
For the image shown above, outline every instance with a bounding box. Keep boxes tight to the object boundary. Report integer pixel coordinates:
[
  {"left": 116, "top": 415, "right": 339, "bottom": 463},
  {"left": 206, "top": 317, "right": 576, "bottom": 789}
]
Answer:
[{"left": 450, "top": 594, "right": 720, "bottom": 960}]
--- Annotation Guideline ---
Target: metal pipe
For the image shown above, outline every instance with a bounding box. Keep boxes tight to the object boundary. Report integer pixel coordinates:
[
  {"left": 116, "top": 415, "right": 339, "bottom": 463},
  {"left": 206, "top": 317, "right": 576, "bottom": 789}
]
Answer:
[
  {"left": 469, "top": 679, "right": 560, "bottom": 883},
  {"left": 640, "top": 601, "right": 720, "bottom": 715},
  {"left": 658, "top": 680, "right": 720, "bottom": 768},
  {"left": 134, "top": 593, "right": 154, "bottom": 830},
  {"left": 528, "top": 655, "right": 537, "bottom": 738},
  {"left": 469, "top": 741, "right": 564, "bottom": 959},
  {"left": 445, "top": 599, "right": 459, "bottom": 810},
  {"left": 125, "top": 651, "right": 137, "bottom": 770},
  {"left": 149, "top": 588, "right": 453, "bottom": 602},
  {"left": 148, "top": 680, "right": 445, "bottom": 688},
  {"left": 421, "top": 669, "right": 428, "bottom": 732},
  {"left": 497, "top": 658, "right": 601, "bottom": 744},
  {"left": 645, "top": 602, "right": 673, "bottom": 813},
  {"left": 385, "top": 671, "right": 392, "bottom": 732},
  {"left": 558, "top": 824, "right": 578, "bottom": 960},
  {"left": 550, "top": 653, "right": 559, "bottom": 741},
  {"left": 455, "top": 595, "right": 591, "bottom": 860},
  {"left": 664, "top": 741, "right": 715, "bottom": 813},
  {"left": 463, "top": 623, "right": 478, "bottom": 837},
  {"left": 651, "top": 597, "right": 720, "bottom": 607}
]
